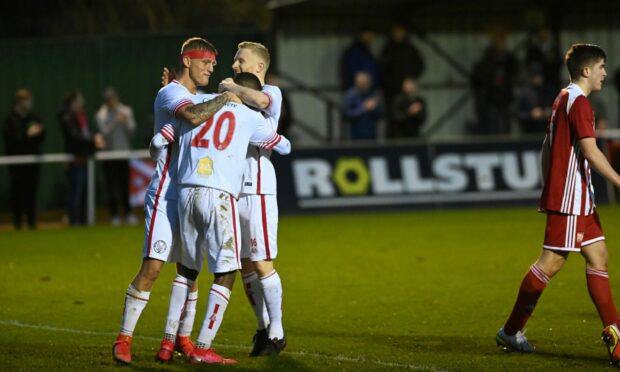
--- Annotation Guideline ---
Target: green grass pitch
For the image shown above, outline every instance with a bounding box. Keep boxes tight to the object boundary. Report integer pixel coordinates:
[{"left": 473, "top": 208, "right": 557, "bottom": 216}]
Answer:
[{"left": 2, "top": 206, "right": 620, "bottom": 371}]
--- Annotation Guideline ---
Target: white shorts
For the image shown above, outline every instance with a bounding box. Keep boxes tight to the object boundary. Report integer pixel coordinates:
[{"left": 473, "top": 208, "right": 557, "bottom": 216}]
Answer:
[
  {"left": 238, "top": 194, "right": 278, "bottom": 261},
  {"left": 142, "top": 192, "right": 181, "bottom": 263},
  {"left": 178, "top": 186, "right": 241, "bottom": 273}
]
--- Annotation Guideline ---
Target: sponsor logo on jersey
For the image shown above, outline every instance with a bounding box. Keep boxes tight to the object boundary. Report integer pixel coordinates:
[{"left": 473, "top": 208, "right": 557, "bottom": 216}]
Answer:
[{"left": 197, "top": 157, "right": 213, "bottom": 177}]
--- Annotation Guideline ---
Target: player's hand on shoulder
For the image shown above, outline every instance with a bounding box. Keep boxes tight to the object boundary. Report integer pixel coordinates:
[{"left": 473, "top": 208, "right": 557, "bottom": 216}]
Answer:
[
  {"left": 223, "top": 91, "right": 242, "bottom": 104},
  {"left": 219, "top": 78, "right": 236, "bottom": 93},
  {"left": 161, "top": 67, "right": 175, "bottom": 87}
]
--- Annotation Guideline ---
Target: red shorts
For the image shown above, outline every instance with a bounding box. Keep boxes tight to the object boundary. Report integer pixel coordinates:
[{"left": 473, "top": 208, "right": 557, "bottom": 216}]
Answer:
[{"left": 543, "top": 211, "right": 605, "bottom": 252}]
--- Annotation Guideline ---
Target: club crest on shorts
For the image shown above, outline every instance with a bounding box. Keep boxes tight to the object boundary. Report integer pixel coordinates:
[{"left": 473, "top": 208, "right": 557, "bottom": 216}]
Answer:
[
  {"left": 153, "top": 240, "right": 167, "bottom": 254},
  {"left": 577, "top": 233, "right": 584, "bottom": 244}
]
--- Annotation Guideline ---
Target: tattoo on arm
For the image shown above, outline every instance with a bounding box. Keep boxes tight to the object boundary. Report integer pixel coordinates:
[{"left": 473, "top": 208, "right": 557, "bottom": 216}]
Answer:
[{"left": 180, "top": 94, "right": 230, "bottom": 125}]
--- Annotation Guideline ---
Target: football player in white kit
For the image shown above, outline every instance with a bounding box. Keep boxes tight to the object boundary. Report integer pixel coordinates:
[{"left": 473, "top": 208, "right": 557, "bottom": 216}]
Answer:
[
  {"left": 218, "top": 42, "right": 287, "bottom": 356},
  {"left": 112, "top": 37, "right": 238, "bottom": 365},
  {"left": 174, "top": 72, "right": 291, "bottom": 364}
]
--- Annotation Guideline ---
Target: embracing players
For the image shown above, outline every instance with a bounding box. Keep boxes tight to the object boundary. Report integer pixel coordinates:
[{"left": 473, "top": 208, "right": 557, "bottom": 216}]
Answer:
[
  {"left": 496, "top": 44, "right": 620, "bottom": 366},
  {"left": 174, "top": 71, "right": 291, "bottom": 364},
  {"left": 162, "top": 41, "right": 288, "bottom": 356},
  {"left": 112, "top": 37, "right": 237, "bottom": 364},
  {"left": 219, "top": 41, "right": 287, "bottom": 356}
]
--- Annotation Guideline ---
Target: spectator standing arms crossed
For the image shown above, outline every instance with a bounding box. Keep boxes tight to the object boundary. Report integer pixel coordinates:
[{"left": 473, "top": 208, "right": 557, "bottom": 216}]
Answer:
[
  {"left": 95, "top": 87, "right": 137, "bottom": 225},
  {"left": 3, "top": 89, "right": 45, "bottom": 229}
]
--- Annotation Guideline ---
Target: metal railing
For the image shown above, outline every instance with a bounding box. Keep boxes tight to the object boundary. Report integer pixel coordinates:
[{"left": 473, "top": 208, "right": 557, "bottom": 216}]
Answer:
[{"left": 0, "top": 150, "right": 149, "bottom": 226}]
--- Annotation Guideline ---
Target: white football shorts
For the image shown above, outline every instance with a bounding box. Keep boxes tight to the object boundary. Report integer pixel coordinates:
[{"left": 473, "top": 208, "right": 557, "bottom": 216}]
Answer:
[
  {"left": 142, "top": 192, "right": 181, "bottom": 263},
  {"left": 178, "top": 186, "right": 241, "bottom": 273},
  {"left": 238, "top": 194, "right": 278, "bottom": 261}
]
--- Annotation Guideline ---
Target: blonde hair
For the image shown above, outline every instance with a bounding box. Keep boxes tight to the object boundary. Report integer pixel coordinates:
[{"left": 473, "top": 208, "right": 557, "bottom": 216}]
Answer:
[{"left": 238, "top": 41, "right": 270, "bottom": 68}]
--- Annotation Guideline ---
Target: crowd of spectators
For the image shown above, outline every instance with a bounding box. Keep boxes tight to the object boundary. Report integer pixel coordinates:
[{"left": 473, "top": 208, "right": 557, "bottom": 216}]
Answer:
[
  {"left": 340, "top": 24, "right": 427, "bottom": 140},
  {"left": 3, "top": 87, "right": 136, "bottom": 229},
  {"left": 338, "top": 26, "right": 612, "bottom": 139}
]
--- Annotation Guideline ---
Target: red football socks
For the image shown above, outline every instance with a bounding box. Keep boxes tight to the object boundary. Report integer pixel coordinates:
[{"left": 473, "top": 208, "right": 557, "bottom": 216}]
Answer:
[
  {"left": 586, "top": 268, "right": 619, "bottom": 327},
  {"left": 504, "top": 265, "right": 549, "bottom": 335}
]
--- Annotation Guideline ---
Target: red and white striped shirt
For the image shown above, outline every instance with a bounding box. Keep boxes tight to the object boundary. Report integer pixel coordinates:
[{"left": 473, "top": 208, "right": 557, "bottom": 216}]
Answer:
[{"left": 540, "top": 83, "right": 596, "bottom": 216}]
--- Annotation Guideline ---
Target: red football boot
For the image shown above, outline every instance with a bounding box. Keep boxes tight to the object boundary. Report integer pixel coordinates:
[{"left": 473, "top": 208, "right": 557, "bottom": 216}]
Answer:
[
  {"left": 175, "top": 335, "right": 195, "bottom": 358},
  {"left": 190, "top": 347, "right": 237, "bottom": 364},
  {"left": 156, "top": 339, "right": 175, "bottom": 362},
  {"left": 602, "top": 324, "right": 620, "bottom": 366},
  {"left": 112, "top": 334, "right": 133, "bottom": 364}
]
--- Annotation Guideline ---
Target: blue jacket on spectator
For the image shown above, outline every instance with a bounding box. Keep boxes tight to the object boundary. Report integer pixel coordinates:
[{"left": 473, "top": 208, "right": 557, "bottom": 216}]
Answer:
[{"left": 344, "top": 85, "right": 382, "bottom": 140}]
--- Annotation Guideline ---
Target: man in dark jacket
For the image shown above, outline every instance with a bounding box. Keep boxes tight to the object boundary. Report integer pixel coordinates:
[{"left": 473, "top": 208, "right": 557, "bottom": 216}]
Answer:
[
  {"left": 3, "top": 89, "right": 45, "bottom": 229},
  {"left": 391, "top": 77, "right": 427, "bottom": 138},
  {"left": 340, "top": 27, "right": 380, "bottom": 91},
  {"left": 59, "top": 90, "right": 103, "bottom": 225},
  {"left": 379, "top": 25, "right": 425, "bottom": 102}
]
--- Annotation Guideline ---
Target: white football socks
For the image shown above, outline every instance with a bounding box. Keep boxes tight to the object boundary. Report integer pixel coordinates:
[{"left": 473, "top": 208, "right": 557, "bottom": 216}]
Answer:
[
  {"left": 164, "top": 275, "right": 194, "bottom": 338},
  {"left": 120, "top": 284, "right": 150, "bottom": 336},
  {"left": 178, "top": 290, "right": 198, "bottom": 337},
  {"left": 196, "top": 284, "right": 231, "bottom": 349},
  {"left": 243, "top": 272, "right": 270, "bottom": 330},
  {"left": 261, "top": 271, "right": 284, "bottom": 340}
]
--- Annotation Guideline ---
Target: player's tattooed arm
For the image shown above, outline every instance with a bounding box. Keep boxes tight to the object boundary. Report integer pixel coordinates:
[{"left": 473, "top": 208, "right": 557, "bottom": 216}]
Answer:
[
  {"left": 219, "top": 78, "right": 270, "bottom": 110},
  {"left": 176, "top": 92, "right": 240, "bottom": 126}
]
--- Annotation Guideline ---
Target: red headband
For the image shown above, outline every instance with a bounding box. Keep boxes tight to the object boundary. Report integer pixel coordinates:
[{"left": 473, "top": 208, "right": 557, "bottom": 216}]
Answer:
[{"left": 181, "top": 50, "right": 217, "bottom": 63}]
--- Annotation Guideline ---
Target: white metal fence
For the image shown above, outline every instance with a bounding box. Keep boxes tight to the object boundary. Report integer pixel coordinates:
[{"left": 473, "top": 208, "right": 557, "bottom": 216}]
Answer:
[{"left": 0, "top": 149, "right": 149, "bottom": 226}]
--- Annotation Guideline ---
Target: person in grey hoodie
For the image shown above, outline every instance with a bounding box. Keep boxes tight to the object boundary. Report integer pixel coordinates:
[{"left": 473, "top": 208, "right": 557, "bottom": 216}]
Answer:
[{"left": 95, "top": 87, "right": 137, "bottom": 225}]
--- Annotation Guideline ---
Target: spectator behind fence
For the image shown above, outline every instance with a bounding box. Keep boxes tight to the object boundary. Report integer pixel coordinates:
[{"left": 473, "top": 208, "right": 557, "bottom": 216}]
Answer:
[
  {"left": 95, "top": 87, "right": 137, "bottom": 226},
  {"left": 343, "top": 71, "right": 382, "bottom": 140},
  {"left": 525, "top": 28, "right": 562, "bottom": 90},
  {"left": 59, "top": 90, "right": 104, "bottom": 225},
  {"left": 3, "top": 89, "right": 45, "bottom": 229},
  {"left": 379, "top": 24, "right": 425, "bottom": 111},
  {"left": 471, "top": 32, "right": 518, "bottom": 135},
  {"left": 390, "top": 77, "right": 427, "bottom": 138},
  {"left": 339, "top": 26, "right": 380, "bottom": 91},
  {"left": 515, "top": 66, "right": 556, "bottom": 134}
]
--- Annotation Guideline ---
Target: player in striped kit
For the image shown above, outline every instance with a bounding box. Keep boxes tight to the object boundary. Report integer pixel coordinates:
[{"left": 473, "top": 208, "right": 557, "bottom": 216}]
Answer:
[
  {"left": 163, "top": 41, "right": 288, "bottom": 356},
  {"left": 174, "top": 72, "right": 291, "bottom": 364},
  {"left": 496, "top": 44, "right": 620, "bottom": 366},
  {"left": 218, "top": 41, "right": 288, "bottom": 356},
  {"left": 112, "top": 37, "right": 237, "bottom": 365}
]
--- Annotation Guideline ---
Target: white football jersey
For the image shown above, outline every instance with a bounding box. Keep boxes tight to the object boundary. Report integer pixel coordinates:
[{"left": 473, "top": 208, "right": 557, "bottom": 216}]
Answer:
[
  {"left": 177, "top": 93, "right": 291, "bottom": 198},
  {"left": 146, "top": 81, "right": 194, "bottom": 200},
  {"left": 240, "top": 84, "right": 283, "bottom": 195}
]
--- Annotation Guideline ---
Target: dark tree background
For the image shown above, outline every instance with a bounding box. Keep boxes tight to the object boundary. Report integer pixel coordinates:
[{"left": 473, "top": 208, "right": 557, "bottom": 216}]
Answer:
[{"left": 1, "top": 0, "right": 271, "bottom": 38}]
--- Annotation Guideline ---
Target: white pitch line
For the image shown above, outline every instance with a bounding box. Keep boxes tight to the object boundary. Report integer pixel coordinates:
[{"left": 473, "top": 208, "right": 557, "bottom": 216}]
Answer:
[{"left": 0, "top": 319, "right": 445, "bottom": 371}]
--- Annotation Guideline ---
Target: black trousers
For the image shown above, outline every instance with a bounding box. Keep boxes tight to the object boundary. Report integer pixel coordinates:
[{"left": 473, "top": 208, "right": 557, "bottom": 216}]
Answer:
[
  {"left": 8, "top": 164, "right": 40, "bottom": 229},
  {"left": 102, "top": 160, "right": 130, "bottom": 217}
]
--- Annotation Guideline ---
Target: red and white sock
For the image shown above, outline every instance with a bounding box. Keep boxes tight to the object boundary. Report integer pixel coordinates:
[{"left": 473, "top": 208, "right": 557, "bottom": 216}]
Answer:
[
  {"left": 261, "top": 271, "right": 284, "bottom": 340},
  {"left": 243, "top": 272, "right": 270, "bottom": 330},
  {"left": 586, "top": 268, "right": 619, "bottom": 327},
  {"left": 178, "top": 290, "right": 198, "bottom": 337},
  {"left": 120, "top": 284, "right": 150, "bottom": 336},
  {"left": 164, "top": 275, "right": 193, "bottom": 338},
  {"left": 196, "top": 284, "right": 231, "bottom": 349},
  {"left": 504, "top": 264, "right": 549, "bottom": 336}
]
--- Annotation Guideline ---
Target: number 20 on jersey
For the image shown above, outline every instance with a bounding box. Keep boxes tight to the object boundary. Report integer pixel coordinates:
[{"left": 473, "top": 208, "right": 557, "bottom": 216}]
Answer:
[{"left": 191, "top": 111, "right": 236, "bottom": 150}]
